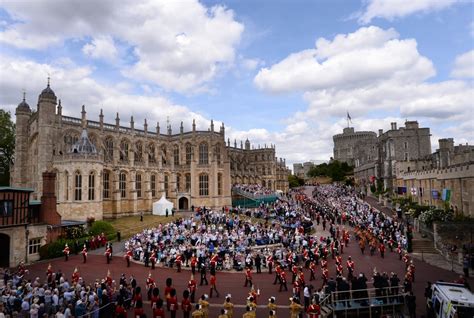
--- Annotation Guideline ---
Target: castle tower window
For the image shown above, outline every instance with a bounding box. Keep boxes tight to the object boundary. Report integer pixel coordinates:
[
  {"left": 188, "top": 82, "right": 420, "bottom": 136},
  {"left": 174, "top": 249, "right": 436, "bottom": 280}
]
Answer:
[
  {"left": 164, "top": 175, "right": 169, "bottom": 196},
  {"left": 199, "top": 143, "right": 208, "bottom": 164},
  {"left": 148, "top": 144, "right": 156, "bottom": 163},
  {"left": 215, "top": 144, "right": 221, "bottom": 164},
  {"left": 136, "top": 174, "right": 142, "bottom": 198},
  {"left": 135, "top": 142, "right": 143, "bottom": 163},
  {"left": 151, "top": 174, "right": 156, "bottom": 197},
  {"left": 103, "top": 171, "right": 110, "bottom": 199},
  {"left": 176, "top": 174, "right": 181, "bottom": 192},
  {"left": 105, "top": 138, "right": 114, "bottom": 162},
  {"left": 199, "top": 174, "right": 209, "bottom": 196},
  {"left": 185, "top": 143, "right": 192, "bottom": 164},
  {"left": 74, "top": 171, "right": 82, "bottom": 201},
  {"left": 120, "top": 172, "right": 127, "bottom": 198},
  {"left": 174, "top": 145, "right": 180, "bottom": 166},
  {"left": 65, "top": 171, "right": 69, "bottom": 201},
  {"left": 217, "top": 173, "right": 222, "bottom": 195},
  {"left": 88, "top": 172, "right": 95, "bottom": 200},
  {"left": 185, "top": 174, "right": 191, "bottom": 192},
  {"left": 120, "top": 140, "right": 129, "bottom": 163}
]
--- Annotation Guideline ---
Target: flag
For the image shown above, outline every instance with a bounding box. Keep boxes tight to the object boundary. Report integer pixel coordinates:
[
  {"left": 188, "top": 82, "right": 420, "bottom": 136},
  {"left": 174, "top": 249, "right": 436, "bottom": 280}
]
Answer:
[
  {"left": 347, "top": 112, "right": 352, "bottom": 123},
  {"left": 442, "top": 189, "right": 451, "bottom": 202}
]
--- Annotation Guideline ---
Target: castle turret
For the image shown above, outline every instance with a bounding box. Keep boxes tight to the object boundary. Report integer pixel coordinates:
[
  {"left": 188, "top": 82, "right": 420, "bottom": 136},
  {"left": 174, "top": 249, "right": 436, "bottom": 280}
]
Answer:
[
  {"left": 245, "top": 138, "right": 250, "bottom": 150},
  {"left": 12, "top": 92, "right": 32, "bottom": 187},
  {"left": 35, "top": 79, "right": 58, "bottom": 197}
]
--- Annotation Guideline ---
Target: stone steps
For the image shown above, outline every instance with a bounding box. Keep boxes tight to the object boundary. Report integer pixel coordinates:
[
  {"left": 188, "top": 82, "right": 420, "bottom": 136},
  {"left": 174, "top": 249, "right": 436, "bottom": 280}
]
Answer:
[{"left": 412, "top": 239, "right": 438, "bottom": 254}]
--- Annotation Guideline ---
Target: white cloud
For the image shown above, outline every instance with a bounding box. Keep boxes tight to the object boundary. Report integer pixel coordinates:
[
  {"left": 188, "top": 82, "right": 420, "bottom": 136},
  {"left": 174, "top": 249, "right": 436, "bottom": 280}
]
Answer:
[
  {"left": 82, "top": 36, "right": 118, "bottom": 61},
  {"left": 254, "top": 26, "right": 434, "bottom": 93},
  {"left": 358, "top": 0, "right": 460, "bottom": 24},
  {"left": 451, "top": 50, "right": 474, "bottom": 78},
  {"left": 0, "top": 0, "right": 244, "bottom": 93}
]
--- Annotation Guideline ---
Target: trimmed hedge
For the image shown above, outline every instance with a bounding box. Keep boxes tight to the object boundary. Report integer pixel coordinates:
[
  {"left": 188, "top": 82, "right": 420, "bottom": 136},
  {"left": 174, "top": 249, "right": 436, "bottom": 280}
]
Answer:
[
  {"left": 89, "top": 220, "right": 115, "bottom": 236},
  {"left": 39, "top": 221, "right": 116, "bottom": 259}
]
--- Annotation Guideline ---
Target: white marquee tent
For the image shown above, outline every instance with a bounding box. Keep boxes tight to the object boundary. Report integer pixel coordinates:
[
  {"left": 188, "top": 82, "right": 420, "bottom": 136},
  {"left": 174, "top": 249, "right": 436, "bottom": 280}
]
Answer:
[{"left": 152, "top": 195, "right": 173, "bottom": 216}]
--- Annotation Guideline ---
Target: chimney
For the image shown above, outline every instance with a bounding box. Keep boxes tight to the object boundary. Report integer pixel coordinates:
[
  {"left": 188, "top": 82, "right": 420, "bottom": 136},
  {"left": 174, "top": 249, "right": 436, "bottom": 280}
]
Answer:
[
  {"left": 378, "top": 129, "right": 383, "bottom": 136},
  {"left": 391, "top": 122, "right": 397, "bottom": 130},
  {"left": 40, "top": 172, "right": 61, "bottom": 226}
]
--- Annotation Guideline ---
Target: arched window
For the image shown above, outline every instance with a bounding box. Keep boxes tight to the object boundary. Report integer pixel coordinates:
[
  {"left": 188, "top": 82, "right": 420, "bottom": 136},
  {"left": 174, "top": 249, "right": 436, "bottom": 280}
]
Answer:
[
  {"left": 148, "top": 143, "right": 156, "bottom": 163},
  {"left": 120, "top": 140, "right": 129, "bottom": 162},
  {"left": 164, "top": 175, "right": 169, "bottom": 195},
  {"left": 136, "top": 173, "right": 142, "bottom": 198},
  {"left": 120, "top": 172, "right": 127, "bottom": 198},
  {"left": 65, "top": 171, "right": 69, "bottom": 201},
  {"left": 215, "top": 144, "right": 221, "bottom": 164},
  {"left": 103, "top": 170, "right": 110, "bottom": 199},
  {"left": 161, "top": 145, "right": 167, "bottom": 165},
  {"left": 74, "top": 171, "right": 82, "bottom": 201},
  {"left": 217, "top": 173, "right": 223, "bottom": 196},
  {"left": 185, "top": 174, "right": 191, "bottom": 192},
  {"left": 104, "top": 137, "right": 114, "bottom": 162},
  {"left": 199, "top": 174, "right": 209, "bottom": 196},
  {"left": 199, "top": 143, "right": 208, "bottom": 164},
  {"left": 174, "top": 145, "right": 180, "bottom": 166},
  {"left": 185, "top": 143, "right": 193, "bottom": 165},
  {"left": 176, "top": 174, "right": 181, "bottom": 192},
  {"left": 88, "top": 172, "right": 95, "bottom": 200},
  {"left": 135, "top": 142, "right": 143, "bottom": 163},
  {"left": 151, "top": 174, "right": 156, "bottom": 197},
  {"left": 268, "top": 180, "right": 272, "bottom": 189}
]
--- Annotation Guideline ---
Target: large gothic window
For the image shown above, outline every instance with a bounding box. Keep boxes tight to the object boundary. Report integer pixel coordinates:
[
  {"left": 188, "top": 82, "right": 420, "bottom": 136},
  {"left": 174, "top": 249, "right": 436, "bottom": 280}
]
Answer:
[
  {"left": 174, "top": 145, "right": 180, "bottom": 166},
  {"left": 136, "top": 173, "right": 142, "bottom": 198},
  {"left": 215, "top": 144, "right": 221, "bottom": 164},
  {"left": 164, "top": 175, "right": 169, "bottom": 195},
  {"left": 176, "top": 174, "right": 181, "bottom": 192},
  {"left": 135, "top": 142, "right": 143, "bottom": 163},
  {"left": 120, "top": 140, "right": 129, "bottom": 163},
  {"left": 185, "top": 143, "right": 192, "bottom": 164},
  {"left": 88, "top": 172, "right": 95, "bottom": 200},
  {"left": 161, "top": 146, "right": 167, "bottom": 165},
  {"left": 151, "top": 174, "right": 156, "bottom": 197},
  {"left": 199, "top": 174, "right": 209, "bottom": 196},
  {"left": 185, "top": 174, "right": 191, "bottom": 192},
  {"left": 199, "top": 143, "right": 208, "bottom": 164},
  {"left": 217, "top": 173, "right": 223, "bottom": 195},
  {"left": 120, "top": 172, "right": 127, "bottom": 198},
  {"left": 104, "top": 138, "right": 114, "bottom": 162},
  {"left": 103, "top": 171, "right": 110, "bottom": 199},
  {"left": 148, "top": 143, "right": 156, "bottom": 163},
  {"left": 74, "top": 171, "right": 82, "bottom": 201}
]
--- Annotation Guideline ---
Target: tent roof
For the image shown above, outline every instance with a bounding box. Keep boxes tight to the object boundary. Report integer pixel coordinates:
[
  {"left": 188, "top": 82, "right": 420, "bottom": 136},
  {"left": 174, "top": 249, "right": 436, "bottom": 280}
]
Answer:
[{"left": 156, "top": 195, "right": 173, "bottom": 204}]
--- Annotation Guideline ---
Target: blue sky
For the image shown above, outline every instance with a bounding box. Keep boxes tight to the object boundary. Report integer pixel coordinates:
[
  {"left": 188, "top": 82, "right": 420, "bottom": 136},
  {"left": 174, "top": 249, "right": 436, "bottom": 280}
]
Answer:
[{"left": 0, "top": 0, "right": 473, "bottom": 166}]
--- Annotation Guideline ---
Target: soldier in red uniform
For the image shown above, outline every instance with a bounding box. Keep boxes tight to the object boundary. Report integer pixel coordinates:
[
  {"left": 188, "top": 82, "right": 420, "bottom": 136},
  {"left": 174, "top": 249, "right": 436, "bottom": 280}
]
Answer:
[
  {"left": 125, "top": 248, "right": 132, "bottom": 267},
  {"left": 146, "top": 272, "right": 156, "bottom": 300},
  {"left": 209, "top": 274, "right": 219, "bottom": 298},
  {"left": 181, "top": 290, "right": 192, "bottom": 318},
  {"left": 346, "top": 256, "right": 355, "bottom": 280},
  {"left": 408, "top": 261, "right": 415, "bottom": 282},
  {"left": 210, "top": 253, "right": 218, "bottom": 271},
  {"left": 150, "top": 249, "right": 157, "bottom": 270},
  {"left": 175, "top": 253, "right": 183, "bottom": 272},
  {"left": 306, "top": 300, "right": 321, "bottom": 318},
  {"left": 379, "top": 242, "right": 386, "bottom": 258},
  {"left": 81, "top": 244, "right": 88, "bottom": 263},
  {"left": 273, "top": 263, "right": 282, "bottom": 285},
  {"left": 397, "top": 243, "right": 403, "bottom": 260},
  {"left": 63, "top": 244, "right": 70, "bottom": 261},
  {"left": 105, "top": 269, "right": 113, "bottom": 287},
  {"left": 309, "top": 261, "right": 317, "bottom": 281},
  {"left": 293, "top": 278, "right": 301, "bottom": 299},
  {"left": 46, "top": 263, "right": 53, "bottom": 286},
  {"left": 266, "top": 254, "right": 274, "bottom": 274},
  {"left": 279, "top": 270, "right": 288, "bottom": 292},
  {"left": 105, "top": 244, "right": 112, "bottom": 264},
  {"left": 17, "top": 261, "right": 27, "bottom": 278},
  {"left": 72, "top": 267, "right": 80, "bottom": 284},
  {"left": 336, "top": 263, "right": 343, "bottom": 277},
  {"left": 322, "top": 267, "right": 329, "bottom": 286},
  {"left": 190, "top": 254, "right": 198, "bottom": 275},
  {"left": 291, "top": 264, "right": 298, "bottom": 283},
  {"left": 188, "top": 274, "right": 197, "bottom": 303},
  {"left": 244, "top": 267, "right": 253, "bottom": 287}
]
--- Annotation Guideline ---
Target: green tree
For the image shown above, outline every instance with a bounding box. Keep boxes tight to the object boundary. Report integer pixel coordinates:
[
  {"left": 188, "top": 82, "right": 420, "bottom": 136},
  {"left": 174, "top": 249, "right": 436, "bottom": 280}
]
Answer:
[
  {"left": 0, "top": 110, "right": 15, "bottom": 186},
  {"left": 307, "top": 160, "right": 353, "bottom": 182},
  {"left": 288, "top": 174, "right": 304, "bottom": 188}
]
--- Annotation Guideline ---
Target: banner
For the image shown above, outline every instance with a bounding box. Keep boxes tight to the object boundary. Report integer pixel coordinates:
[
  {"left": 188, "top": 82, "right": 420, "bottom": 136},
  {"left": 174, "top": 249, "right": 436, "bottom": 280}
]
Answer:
[
  {"left": 431, "top": 190, "right": 439, "bottom": 200},
  {"left": 441, "top": 189, "right": 451, "bottom": 202},
  {"left": 397, "top": 187, "right": 407, "bottom": 195}
]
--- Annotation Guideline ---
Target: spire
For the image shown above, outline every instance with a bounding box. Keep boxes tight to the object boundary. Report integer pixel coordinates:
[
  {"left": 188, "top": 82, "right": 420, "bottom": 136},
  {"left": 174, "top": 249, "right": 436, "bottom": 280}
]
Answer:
[
  {"left": 156, "top": 122, "right": 160, "bottom": 134},
  {"left": 210, "top": 119, "right": 214, "bottom": 132},
  {"left": 57, "top": 99, "right": 62, "bottom": 115},
  {"left": 192, "top": 119, "right": 196, "bottom": 132},
  {"left": 144, "top": 118, "right": 148, "bottom": 133},
  {"left": 23, "top": 90, "right": 26, "bottom": 102},
  {"left": 115, "top": 112, "right": 120, "bottom": 129},
  {"left": 81, "top": 105, "right": 87, "bottom": 128},
  {"left": 227, "top": 138, "right": 230, "bottom": 147},
  {"left": 180, "top": 121, "right": 184, "bottom": 134},
  {"left": 47, "top": 75, "right": 50, "bottom": 87},
  {"left": 99, "top": 109, "right": 104, "bottom": 129}
]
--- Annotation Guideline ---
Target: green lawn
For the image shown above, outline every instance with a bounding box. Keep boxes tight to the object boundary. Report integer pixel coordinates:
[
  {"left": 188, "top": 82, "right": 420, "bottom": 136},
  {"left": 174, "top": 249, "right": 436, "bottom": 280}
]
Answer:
[{"left": 107, "top": 214, "right": 180, "bottom": 239}]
